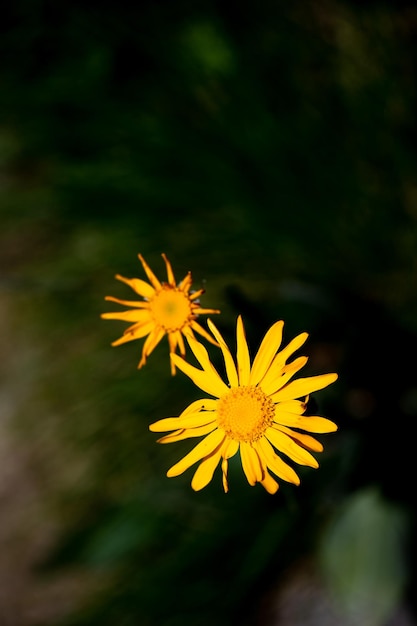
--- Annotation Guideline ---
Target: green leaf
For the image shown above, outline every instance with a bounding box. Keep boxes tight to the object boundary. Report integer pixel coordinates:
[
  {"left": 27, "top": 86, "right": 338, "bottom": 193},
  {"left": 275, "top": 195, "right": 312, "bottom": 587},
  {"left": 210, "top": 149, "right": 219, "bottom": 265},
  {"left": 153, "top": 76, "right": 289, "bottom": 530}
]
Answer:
[{"left": 319, "top": 487, "right": 409, "bottom": 625}]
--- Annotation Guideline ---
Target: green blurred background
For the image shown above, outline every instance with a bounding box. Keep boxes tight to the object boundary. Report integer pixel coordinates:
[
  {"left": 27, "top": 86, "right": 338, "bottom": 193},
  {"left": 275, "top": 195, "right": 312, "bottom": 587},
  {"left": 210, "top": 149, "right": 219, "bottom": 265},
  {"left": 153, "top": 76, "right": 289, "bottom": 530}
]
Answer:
[{"left": 1, "top": 1, "right": 417, "bottom": 624}]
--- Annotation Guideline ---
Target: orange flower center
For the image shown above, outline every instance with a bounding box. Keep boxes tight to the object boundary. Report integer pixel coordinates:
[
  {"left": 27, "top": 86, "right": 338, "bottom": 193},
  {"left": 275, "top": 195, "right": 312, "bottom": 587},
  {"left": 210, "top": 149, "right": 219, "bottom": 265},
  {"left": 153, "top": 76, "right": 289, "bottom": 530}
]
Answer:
[
  {"left": 216, "top": 386, "right": 275, "bottom": 443},
  {"left": 149, "top": 285, "right": 193, "bottom": 332}
]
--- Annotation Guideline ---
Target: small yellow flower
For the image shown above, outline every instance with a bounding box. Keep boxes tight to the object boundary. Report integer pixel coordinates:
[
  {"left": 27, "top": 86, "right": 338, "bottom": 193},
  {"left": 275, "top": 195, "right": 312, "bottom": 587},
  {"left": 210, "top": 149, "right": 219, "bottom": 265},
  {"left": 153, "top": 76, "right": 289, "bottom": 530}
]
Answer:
[
  {"left": 101, "top": 253, "right": 220, "bottom": 374},
  {"left": 150, "top": 316, "right": 338, "bottom": 493}
]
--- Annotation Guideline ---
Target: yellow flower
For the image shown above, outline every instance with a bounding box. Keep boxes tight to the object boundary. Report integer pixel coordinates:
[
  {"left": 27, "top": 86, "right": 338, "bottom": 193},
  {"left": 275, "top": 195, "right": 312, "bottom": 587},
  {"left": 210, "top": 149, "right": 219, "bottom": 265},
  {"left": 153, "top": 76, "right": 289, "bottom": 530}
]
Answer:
[
  {"left": 149, "top": 316, "right": 338, "bottom": 493},
  {"left": 101, "top": 253, "right": 220, "bottom": 374}
]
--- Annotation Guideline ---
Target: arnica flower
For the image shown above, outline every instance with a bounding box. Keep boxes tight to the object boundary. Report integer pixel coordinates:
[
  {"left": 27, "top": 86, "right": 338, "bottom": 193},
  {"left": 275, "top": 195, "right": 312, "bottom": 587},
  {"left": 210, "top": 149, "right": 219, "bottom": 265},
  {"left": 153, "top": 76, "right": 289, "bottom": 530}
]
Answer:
[
  {"left": 101, "top": 253, "right": 220, "bottom": 374},
  {"left": 149, "top": 316, "right": 338, "bottom": 493}
]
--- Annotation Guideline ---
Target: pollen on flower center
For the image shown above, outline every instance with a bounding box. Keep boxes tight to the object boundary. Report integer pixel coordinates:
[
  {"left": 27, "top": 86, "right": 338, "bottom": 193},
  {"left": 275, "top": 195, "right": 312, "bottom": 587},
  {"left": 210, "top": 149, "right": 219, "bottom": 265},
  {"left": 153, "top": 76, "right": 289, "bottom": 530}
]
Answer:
[
  {"left": 217, "top": 386, "right": 275, "bottom": 443},
  {"left": 149, "top": 286, "right": 192, "bottom": 331}
]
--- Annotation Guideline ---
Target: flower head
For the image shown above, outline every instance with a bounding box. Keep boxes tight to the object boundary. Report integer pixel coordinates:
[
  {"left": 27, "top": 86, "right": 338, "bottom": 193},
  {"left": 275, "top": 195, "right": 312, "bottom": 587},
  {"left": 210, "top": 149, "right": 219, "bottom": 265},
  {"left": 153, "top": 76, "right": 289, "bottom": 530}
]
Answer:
[
  {"left": 101, "top": 253, "right": 220, "bottom": 374},
  {"left": 149, "top": 316, "right": 338, "bottom": 493}
]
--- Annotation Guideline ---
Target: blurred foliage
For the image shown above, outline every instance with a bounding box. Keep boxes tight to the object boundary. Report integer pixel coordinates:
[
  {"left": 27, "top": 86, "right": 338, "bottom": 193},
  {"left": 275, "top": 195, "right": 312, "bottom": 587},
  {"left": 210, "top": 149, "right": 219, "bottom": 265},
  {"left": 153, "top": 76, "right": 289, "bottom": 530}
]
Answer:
[
  {"left": 1, "top": 0, "right": 417, "bottom": 624},
  {"left": 320, "top": 487, "right": 409, "bottom": 626}
]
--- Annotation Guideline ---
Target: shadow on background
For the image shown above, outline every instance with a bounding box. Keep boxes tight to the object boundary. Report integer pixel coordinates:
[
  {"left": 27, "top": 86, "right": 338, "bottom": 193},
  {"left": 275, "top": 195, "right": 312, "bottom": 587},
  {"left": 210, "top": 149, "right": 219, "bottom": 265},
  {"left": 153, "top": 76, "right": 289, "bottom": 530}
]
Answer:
[{"left": 1, "top": 1, "right": 417, "bottom": 624}]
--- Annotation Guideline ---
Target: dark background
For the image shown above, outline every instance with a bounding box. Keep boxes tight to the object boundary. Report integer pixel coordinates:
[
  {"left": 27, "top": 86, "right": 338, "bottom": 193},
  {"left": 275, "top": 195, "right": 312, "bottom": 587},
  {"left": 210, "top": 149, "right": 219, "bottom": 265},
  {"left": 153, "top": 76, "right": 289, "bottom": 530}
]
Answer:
[{"left": 1, "top": 1, "right": 417, "bottom": 624}]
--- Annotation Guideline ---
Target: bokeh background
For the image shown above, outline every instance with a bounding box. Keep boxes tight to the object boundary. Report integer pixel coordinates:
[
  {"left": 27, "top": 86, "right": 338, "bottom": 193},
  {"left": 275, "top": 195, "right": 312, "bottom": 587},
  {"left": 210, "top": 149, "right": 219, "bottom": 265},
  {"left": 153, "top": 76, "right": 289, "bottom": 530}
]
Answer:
[{"left": 1, "top": 1, "right": 417, "bottom": 624}]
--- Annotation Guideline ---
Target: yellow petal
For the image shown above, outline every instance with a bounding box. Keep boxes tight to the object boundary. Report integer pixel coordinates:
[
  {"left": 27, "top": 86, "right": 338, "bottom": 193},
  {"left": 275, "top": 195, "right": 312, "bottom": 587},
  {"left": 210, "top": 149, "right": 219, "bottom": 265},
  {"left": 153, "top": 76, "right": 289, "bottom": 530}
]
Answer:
[
  {"left": 271, "top": 373, "right": 338, "bottom": 403},
  {"left": 273, "top": 425, "right": 323, "bottom": 452},
  {"left": 104, "top": 296, "right": 149, "bottom": 308},
  {"left": 207, "top": 319, "right": 238, "bottom": 388},
  {"left": 189, "top": 288, "right": 204, "bottom": 300},
  {"left": 261, "top": 469, "right": 280, "bottom": 494},
  {"left": 149, "top": 411, "right": 216, "bottom": 432},
  {"left": 240, "top": 442, "right": 263, "bottom": 485},
  {"left": 222, "top": 438, "right": 239, "bottom": 459},
  {"left": 101, "top": 309, "right": 152, "bottom": 322},
  {"left": 110, "top": 321, "right": 155, "bottom": 346},
  {"left": 181, "top": 398, "right": 218, "bottom": 416},
  {"left": 138, "top": 254, "right": 162, "bottom": 290},
  {"left": 171, "top": 353, "right": 229, "bottom": 397},
  {"left": 277, "top": 332, "right": 309, "bottom": 363},
  {"left": 249, "top": 320, "right": 284, "bottom": 386},
  {"left": 255, "top": 437, "right": 300, "bottom": 485},
  {"left": 260, "top": 332, "right": 309, "bottom": 391},
  {"left": 274, "top": 410, "right": 338, "bottom": 433},
  {"left": 274, "top": 400, "right": 307, "bottom": 415},
  {"left": 139, "top": 327, "right": 165, "bottom": 363},
  {"left": 236, "top": 316, "right": 251, "bottom": 386},
  {"left": 265, "top": 427, "right": 319, "bottom": 468},
  {"left": 221, "top": 458, "right": 229, "bottom": 493},
  {"left": 193, "top": 306, "right": 221, "bottom": 315},
  {"left": 191, "top": 449, "right": 222, "bottom": 491},
  {"left": 178, "top": 271, "right": 192, "bottom": 293},
  {"left": 282, "top": 355, "right": 308, "bottom": 374},
  {"left": 161, "top": 253, "right": 176, "bottom": 286},
  {"left": 115, "top": 274, "right": 156, "bottom": 299},
  {"left": 186, "top": 332, "right": 221, "bottom": 379},
  {"left": 190, "top": 321, "right": 220, "bottom": 346},
  {"left": 150, "top": 398, "right": 217, "bottom": 430},
  {"left": 167, "top": 429, "right": 225, "bottom": 477},
  {"left": 168, "top": 331, "right": 179, "bottom": 354},
  {"left": 176, "top": 330, "right": 186, "bottom": 356},
  {"left": 220, "top": 439, "right": 239, "bottom": 493},
  {"left": 155, "top": 410, "right": 217, "bottom": 431},
  {"left": 265, "top": 356, "right": 308, "bottom": 396},
  {"left": 157, "top": 423, "right": 217, "bottom": 443}
]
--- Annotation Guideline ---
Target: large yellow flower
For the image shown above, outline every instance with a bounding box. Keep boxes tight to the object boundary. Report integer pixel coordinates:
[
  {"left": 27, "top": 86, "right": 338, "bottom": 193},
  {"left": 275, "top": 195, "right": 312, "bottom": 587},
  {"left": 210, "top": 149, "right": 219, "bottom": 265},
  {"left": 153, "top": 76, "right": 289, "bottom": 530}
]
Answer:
[
  {"left": 150, "top": 316, "right": 338, "bottom": 493},
  {"left": 101, "top": 253, "right": 220, "bottom": 374}
]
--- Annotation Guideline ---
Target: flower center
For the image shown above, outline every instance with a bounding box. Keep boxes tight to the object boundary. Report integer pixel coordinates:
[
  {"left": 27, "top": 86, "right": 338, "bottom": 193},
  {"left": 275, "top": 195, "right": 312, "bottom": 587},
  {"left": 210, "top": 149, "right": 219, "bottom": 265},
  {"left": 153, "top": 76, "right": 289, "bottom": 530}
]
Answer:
[
  {"left": 216, "top": 386, "right": 275, "bottom": 443},
  {"left": 149, "top": 286, "right": 193, "bottom": 331}
]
